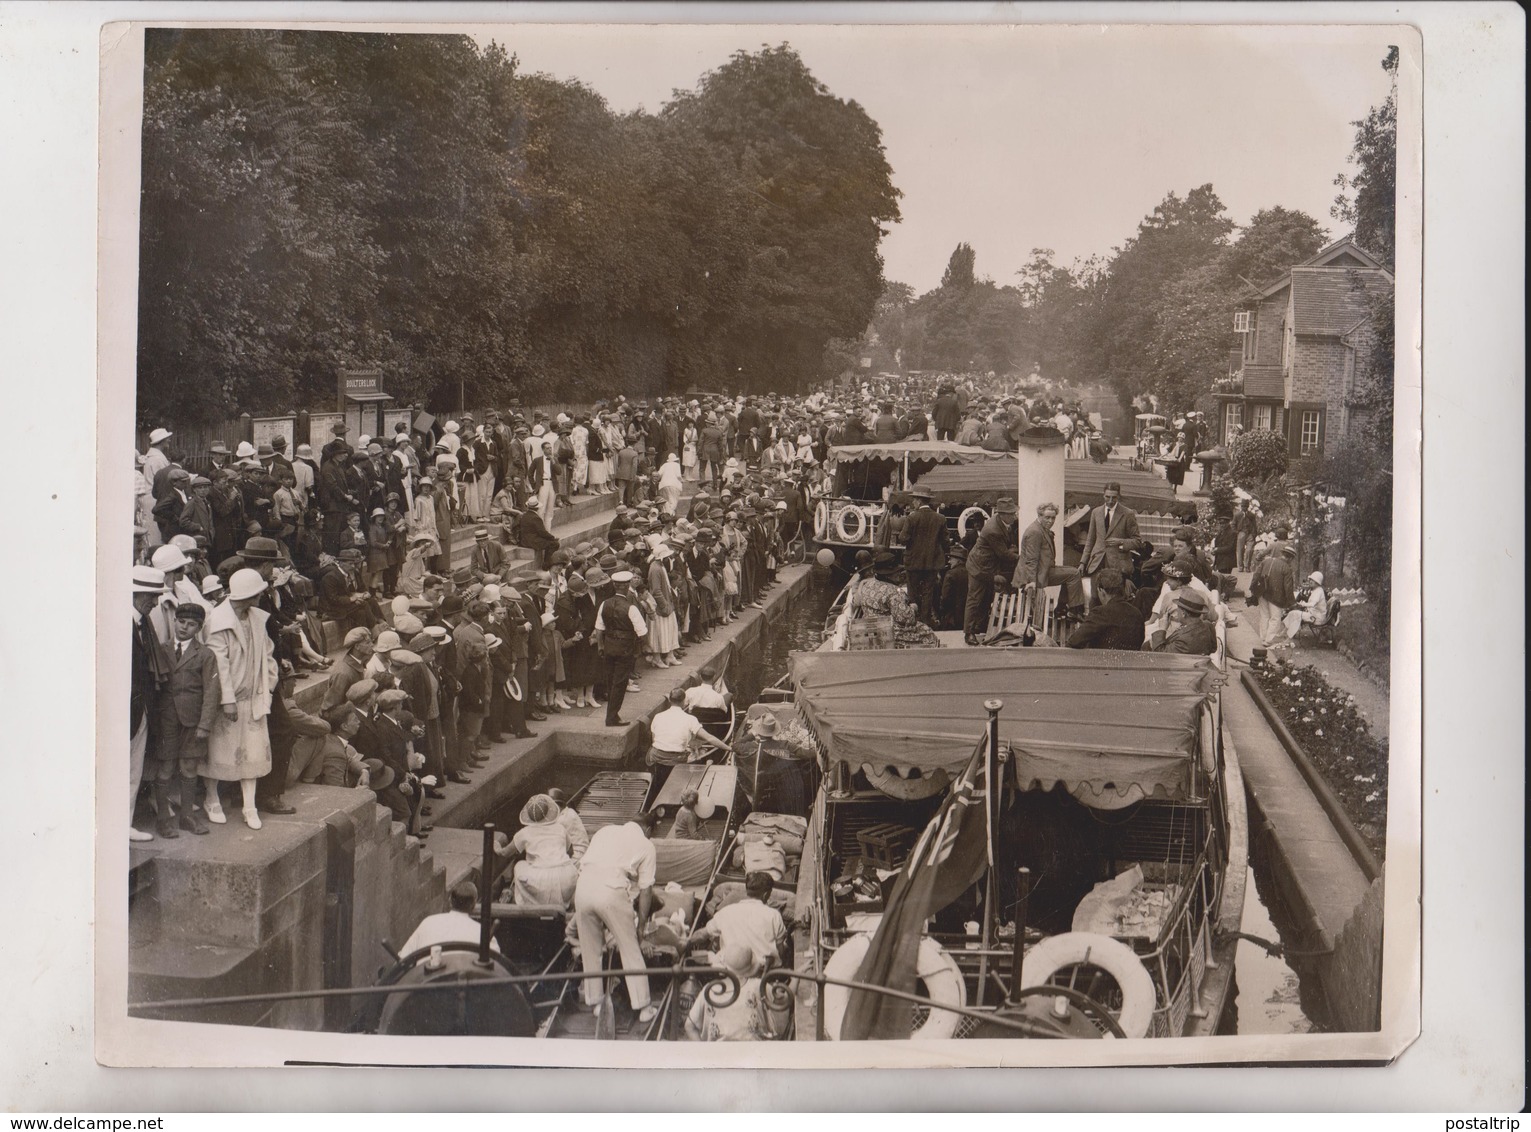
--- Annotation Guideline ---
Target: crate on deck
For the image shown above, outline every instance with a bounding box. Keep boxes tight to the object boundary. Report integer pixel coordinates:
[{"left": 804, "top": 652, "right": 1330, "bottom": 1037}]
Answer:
[{"left": 854, "top": 822, "right": 917, "bottom": 870}]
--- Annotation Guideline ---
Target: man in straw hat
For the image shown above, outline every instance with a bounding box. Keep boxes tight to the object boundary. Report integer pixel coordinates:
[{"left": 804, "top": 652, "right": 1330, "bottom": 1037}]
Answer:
[{"left": 130, "top": 566, "right": 169, "bottom": 841}]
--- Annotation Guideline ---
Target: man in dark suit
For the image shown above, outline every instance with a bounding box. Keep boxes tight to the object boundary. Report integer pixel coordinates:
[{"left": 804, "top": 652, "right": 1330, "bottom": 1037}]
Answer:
[
  {"left": 1066, "top": 569, "right": 1146, "bottom": 651},
  {"left": 902, "top": 486, "right": 949, "bottom": 627},
  {"left": 1077, "top": 482, "right": 1140, "bottom": 611},
  {"left": 964, "top": 497, "right": 1019, "bottom": 644},
  {"left": 150, "top": 604, "right": 219, "bottom": 837},
  {"left": 1016, "top": 501, "right": 1082, "bottom": 613},
  {"left": 512, "top": 496, "right": 560, "bottom": 569}
]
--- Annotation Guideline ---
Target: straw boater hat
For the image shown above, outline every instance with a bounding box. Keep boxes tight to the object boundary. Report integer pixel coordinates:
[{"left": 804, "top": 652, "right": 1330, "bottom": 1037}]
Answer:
[{"left": 132, "top": 565, "right": 166, "bottom": 593}]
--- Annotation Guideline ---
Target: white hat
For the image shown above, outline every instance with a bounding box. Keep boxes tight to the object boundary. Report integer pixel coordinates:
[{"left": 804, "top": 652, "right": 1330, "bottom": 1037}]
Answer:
[
  {"left": 532, "top": 424, "right": 546, "bottom": 437},
  {"left": 148, "top": 427, "right": 173, "bottom": 446},
  {"left": 357, "top": 435, "right": 370, "bottom": 449},
  {"left": 444, "top": 420, "right": 460, "bottom": 433},
  {"left": 610, "top": 570, "right": 634, "bottom": 584},
  {"left": 485, "top": 634, "right": 503, "bottom": 650},
  {"left": 227, "top": 568, "right": 267, "bottom": 601},
  {"left": 132, "top": 565, "right": 166, "bottom": 593},
  {"left": 394, "top": 433, "right": 412, "bottom": 446},
  {"left": 481, "top": 584, "right": 502, "bottom": 603},
  {"left": 150, "top": 544, "right": 190, "bottom": 572},
  {"left": 200, "top": 574, "right": 226, "bottom": 596},
  {"left": 523, "top": 496, "right": 539, "bottom": 510},
  {"left": 235, "top": 441, "right": 256, "bottom": 459},
  {"left": 373, "top": 629, "right": 401, "bottom": 654},
  {"left": 1308, "top": 571, "right": 1324, "bottom": 585}
]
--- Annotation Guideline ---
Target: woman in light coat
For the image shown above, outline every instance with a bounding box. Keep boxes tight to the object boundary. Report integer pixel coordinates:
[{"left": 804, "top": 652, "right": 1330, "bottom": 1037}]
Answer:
[{"left": 201, "top": 569, "right": 280, "bottom": 830}]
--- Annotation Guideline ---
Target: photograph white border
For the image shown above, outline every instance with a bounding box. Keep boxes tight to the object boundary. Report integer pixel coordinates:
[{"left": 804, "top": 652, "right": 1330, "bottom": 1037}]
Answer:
[{"left": 0, "top": 0, "right": 1519, "bottom": 1111}]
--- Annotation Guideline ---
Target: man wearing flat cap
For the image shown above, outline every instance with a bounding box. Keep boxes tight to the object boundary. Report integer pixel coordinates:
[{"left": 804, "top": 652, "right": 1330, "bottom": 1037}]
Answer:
[{"left": 148, "top": 603, "right": 218, "bottom": 838}]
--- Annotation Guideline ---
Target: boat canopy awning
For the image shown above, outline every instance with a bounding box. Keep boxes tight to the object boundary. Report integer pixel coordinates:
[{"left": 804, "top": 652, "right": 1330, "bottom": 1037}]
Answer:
[
  {"left": 789, "top": 649, "right": 1218, "bottom": 805},
  {"left": 830, "top": 442, "right": 1009, "bottom": 466},
  {"left": 914, "top": 459, "right": 1176, "bottom": 514}
]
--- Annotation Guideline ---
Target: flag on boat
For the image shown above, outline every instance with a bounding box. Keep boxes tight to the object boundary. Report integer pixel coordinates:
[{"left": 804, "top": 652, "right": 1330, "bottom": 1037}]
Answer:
[{"left": 839, "top": 736, "right": 991, "bottom": 1040}]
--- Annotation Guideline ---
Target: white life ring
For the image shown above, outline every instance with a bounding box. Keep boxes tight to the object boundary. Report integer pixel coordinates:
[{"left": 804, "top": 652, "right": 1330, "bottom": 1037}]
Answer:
[
  {"left": 1019, "top": 931, "right": 1157, "bottom": 1039},
  {"left": 861, "top": 763, "right": 951, "bottom": 801},
  {"left": 834, "top": 504, "right": 869, "bottom": 544},
  {"left": 813, "top": 500, "right": 830, "bottom": 540},
  {"left": 957, "top": 506, "right": 989, "bottom": 542},
  {"left": 503, "top": 675, "right": 523, "bottom": 702},
  {"left": 822, "top": 933, "right": 965, "bottom": 1040}
]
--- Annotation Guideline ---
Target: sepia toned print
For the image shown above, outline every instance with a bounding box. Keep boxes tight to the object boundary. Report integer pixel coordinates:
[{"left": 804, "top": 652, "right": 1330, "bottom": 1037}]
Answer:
[{"left": 98, "top": 18, "right": 1422, "bottom": 1069}]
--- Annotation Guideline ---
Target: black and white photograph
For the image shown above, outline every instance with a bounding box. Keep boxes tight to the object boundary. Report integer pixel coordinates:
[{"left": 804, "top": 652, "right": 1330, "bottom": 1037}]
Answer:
[{"left": 92, "top": 16, "right": 1434, "bottom": 1071}]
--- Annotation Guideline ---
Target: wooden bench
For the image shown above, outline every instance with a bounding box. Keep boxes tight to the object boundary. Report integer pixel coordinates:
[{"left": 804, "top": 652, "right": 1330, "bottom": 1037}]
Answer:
[{"left": 985, "top": 585, "right": 1066, "bottom": 643}]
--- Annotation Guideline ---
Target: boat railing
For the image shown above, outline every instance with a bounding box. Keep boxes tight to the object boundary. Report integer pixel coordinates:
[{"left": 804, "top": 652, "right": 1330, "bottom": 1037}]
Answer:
[{"left": 1130, "top": 847, "right": 1221, "bottom": 1038}]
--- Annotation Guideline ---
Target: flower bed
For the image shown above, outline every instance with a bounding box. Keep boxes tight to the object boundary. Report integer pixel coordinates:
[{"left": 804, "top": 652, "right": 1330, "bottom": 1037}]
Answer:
[{"left": 1249, "top": 656, "right": 1388, "bottom": 861}]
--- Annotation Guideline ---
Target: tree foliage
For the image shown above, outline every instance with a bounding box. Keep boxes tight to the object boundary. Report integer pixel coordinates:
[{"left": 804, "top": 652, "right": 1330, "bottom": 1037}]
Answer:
[
  {"left": 1324, "top": 48, "right": 1398, "bottom": 634},
  {"left": 1228, "top": 428, "right": 1290, "bottom": 485},
  {"left": 136, "top": 33, "right": 900, "bottom": 423}
]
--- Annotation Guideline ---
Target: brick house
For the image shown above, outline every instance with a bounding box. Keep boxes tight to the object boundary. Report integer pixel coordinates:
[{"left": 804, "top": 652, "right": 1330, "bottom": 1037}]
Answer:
[{"left": 1216, "top": 236, "right": 1393, "bottom": 457}]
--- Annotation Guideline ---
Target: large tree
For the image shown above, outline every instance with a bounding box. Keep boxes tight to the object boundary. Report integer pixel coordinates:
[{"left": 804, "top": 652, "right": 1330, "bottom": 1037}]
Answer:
[{"left": 661, "top": 45, "right": 902, "bottom": 392}]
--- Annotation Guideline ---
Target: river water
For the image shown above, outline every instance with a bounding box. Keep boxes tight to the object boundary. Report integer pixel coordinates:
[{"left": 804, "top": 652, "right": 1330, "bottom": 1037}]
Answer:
[{"left": 485, "top": 563, "right": 1325, "bottom": 1035}]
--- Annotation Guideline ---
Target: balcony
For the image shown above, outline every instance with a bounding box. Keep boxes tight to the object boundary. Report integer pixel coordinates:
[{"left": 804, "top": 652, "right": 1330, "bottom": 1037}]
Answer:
[{"left": 1211, "top": 375, "right": 1244, "bottom": 397}]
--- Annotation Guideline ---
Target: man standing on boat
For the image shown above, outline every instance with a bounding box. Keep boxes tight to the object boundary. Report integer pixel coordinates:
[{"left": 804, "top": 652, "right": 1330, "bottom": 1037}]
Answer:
[
  {"left": 901, "top": 485, "right": 949, "bottom": 628},
  {"left": 573, "top": 809, "right": 662, "bottom": 1025},
  {"left": 963, "top": 497, "right": 1019, "bottom": 645},
  {"left": 1077, "top": 482, "right": 1140, "bottom": 612},
  {"left": 593, "top": 570, "right": 647, "bottom": 727}
]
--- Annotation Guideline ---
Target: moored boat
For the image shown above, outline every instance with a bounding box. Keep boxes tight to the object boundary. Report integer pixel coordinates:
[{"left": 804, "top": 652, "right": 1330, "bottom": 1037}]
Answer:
[{"left": 785, "top": 643, "right": 1246, "bottom": 1040}]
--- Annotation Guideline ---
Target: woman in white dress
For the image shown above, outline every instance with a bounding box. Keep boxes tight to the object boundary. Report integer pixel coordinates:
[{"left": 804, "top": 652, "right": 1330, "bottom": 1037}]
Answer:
[
  {"left": 505, "top": 794, "right": 577, "bottom": 908},
  {"left": 682, "top": 422, "right": 699, "bottom": 482},
  {"left": 201, "top": 568, "right": 279, "bottom": 830},
  {"left": 656, "top": 452, "right": 684, "bottom": 517},
  {"left": 570, "top": 419, "right": 590, "bottom": 496}
]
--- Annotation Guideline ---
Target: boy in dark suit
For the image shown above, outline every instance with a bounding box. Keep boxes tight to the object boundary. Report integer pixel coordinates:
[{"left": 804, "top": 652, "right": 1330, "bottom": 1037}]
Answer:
[{"left": 151, "top": 604, "right": 219, "bottom": 837}]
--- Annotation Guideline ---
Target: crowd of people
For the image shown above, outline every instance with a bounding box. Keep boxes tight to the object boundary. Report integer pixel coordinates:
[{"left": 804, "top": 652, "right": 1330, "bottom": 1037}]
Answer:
[{"left": 129, "top": 396, "right": 819, "bottom": 846}]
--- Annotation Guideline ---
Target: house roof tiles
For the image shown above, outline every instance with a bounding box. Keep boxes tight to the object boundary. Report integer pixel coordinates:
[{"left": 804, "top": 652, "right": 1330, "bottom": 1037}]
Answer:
[
  {"left": 1242, "top": 364, "right": 1285, "bottom": 399},
  {"left": 1292, "top": 268, "right": 1391, "bottom": 336}
]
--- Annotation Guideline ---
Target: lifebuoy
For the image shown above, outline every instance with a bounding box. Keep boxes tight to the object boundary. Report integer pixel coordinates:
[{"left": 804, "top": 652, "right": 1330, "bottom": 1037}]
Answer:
[
  {"left": 957, "top": 506, "right": 989, "bottom": 542},
  {"left": 1019, "top": 931, "right": 1157, "bottom": 1039},
  {"left": 834, "top": 505, "right": 869, "bottom": 544},
  {"left": 861, "top": 763, "right": 951, "bottom": 801},
  {"left": 503, "top": 674, "right": 523, "bottom": 702},
  {"left": 823, "top": 933, "right": 965, "bottom": 1040},
  {"left": 813, "top": 500, "right": 830, "bottom": 540}
]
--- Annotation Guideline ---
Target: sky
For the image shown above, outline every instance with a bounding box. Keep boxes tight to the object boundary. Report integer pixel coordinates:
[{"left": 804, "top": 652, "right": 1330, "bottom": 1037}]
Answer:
[{"left": 468, "top": 22, "right": 1398, "bottom": 293}]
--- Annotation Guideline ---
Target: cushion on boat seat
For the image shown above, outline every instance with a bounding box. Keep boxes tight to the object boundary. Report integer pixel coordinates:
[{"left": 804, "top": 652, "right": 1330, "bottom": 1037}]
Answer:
[{"left": 654, "top": 838, "right": 716, "bottom": 887}]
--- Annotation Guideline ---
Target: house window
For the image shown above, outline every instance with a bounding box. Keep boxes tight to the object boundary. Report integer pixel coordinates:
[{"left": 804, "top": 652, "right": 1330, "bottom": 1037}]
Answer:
[
  {"left": 1224, "top": 402, "right": 1243, "bottom": 440},
  {"left": 1299, "top": 409, "right": 1323, "bottom": 455},
  {"left": 1242, "top": 309, "right": 1258, "bottom": 363},
  {"left": 1251, "top": 404, "right": 1273, "bottom": 431}
]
